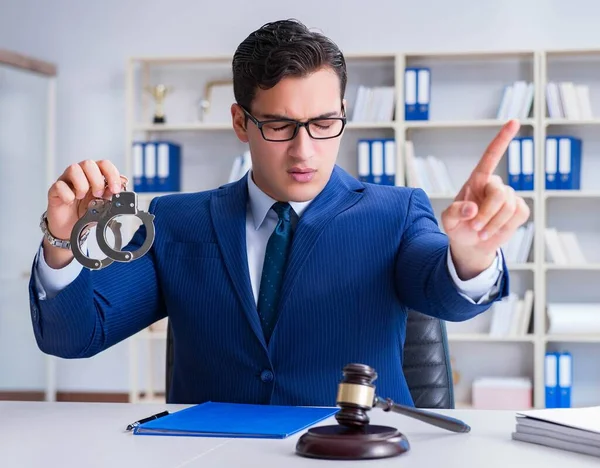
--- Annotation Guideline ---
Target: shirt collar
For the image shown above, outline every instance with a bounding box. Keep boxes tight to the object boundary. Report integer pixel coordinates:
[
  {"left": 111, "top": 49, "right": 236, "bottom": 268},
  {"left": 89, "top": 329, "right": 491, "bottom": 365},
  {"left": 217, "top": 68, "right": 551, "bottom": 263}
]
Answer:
[{"left": 247, "top": 170, "right": 313, "bottom": 230}]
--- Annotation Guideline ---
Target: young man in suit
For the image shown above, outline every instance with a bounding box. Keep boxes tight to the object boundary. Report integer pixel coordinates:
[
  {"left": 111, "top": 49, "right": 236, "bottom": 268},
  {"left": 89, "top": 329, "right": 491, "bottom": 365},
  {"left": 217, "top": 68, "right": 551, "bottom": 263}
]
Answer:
[{"left": 30, "top": 19, "right": 529, "bottom": 406}]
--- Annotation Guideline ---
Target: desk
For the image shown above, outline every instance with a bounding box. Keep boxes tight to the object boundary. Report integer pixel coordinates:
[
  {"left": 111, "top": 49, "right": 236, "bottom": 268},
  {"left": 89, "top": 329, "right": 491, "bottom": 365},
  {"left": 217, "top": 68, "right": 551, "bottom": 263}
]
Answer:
[{"left": 0, "top": 401, "right": 597, "bottom": 467}]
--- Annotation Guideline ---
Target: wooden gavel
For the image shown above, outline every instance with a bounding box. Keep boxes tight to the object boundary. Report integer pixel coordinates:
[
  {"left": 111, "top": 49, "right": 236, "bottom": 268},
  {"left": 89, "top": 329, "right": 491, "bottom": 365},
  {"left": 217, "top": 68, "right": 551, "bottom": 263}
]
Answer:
[
  {"left": 334, "top": 363, "right": 470, "bottom": 433},
  {"left": 296, "top": 363, "right": 470, "bottom": 460}
]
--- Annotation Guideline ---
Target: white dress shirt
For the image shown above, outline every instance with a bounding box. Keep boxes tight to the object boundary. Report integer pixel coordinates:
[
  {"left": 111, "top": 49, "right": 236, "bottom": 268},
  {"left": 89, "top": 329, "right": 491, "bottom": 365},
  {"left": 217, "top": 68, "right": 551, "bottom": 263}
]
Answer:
[{"left": 34, "top": 172, "right": 503, "bottom": 304}]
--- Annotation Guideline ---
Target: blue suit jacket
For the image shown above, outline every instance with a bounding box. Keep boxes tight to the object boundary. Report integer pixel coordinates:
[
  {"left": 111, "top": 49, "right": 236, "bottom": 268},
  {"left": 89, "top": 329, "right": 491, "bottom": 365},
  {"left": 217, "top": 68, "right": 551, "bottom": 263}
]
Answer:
[{"left": 29, "top": 166, "right": 508, "bottom": 406}]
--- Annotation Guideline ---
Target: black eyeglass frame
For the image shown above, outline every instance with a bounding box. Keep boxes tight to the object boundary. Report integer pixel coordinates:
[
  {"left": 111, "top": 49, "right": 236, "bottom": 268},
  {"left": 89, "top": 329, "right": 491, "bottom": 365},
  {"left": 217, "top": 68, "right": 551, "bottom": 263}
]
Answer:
[{"left": 240, "top": 105, "right": 347, "bottom": 142}]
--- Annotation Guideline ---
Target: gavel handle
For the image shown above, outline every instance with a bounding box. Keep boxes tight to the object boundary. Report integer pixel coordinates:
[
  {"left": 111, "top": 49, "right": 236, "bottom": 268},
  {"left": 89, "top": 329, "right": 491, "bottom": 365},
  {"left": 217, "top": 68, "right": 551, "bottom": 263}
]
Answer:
[{"left": 373, "top": 396, "right": 471, "bottom": 433}]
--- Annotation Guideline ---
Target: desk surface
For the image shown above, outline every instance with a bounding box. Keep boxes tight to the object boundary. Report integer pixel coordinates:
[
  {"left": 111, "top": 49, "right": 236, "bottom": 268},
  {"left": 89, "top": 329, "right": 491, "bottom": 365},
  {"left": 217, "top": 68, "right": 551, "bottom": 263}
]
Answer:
[{"left": 0, "top": 401, "right": 597, "bottom": 468}]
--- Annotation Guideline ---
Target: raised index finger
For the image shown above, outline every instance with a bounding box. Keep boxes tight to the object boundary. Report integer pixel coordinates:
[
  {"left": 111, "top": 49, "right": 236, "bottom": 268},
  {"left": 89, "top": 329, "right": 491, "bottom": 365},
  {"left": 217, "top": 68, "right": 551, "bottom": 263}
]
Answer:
[{"left": 472, "top": 119, "right": 521, "bottom": 176}]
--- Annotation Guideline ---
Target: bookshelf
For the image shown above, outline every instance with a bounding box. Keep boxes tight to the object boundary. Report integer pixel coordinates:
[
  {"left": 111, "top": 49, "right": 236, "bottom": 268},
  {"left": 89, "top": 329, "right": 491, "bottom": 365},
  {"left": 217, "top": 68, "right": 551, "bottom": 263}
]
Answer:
[
  {"left": 538, "top": 49, "right": 600, "bottom": 410},
  {"left": 124, "top": 49, "right": 600, "bottom": 409}
]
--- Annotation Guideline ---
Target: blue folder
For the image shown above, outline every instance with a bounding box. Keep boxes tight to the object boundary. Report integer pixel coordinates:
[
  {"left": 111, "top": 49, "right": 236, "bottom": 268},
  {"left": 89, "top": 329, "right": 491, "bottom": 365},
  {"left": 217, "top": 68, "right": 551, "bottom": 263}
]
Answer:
[{"left": 133, "top": 401, "right": 339, "bottom": 438}]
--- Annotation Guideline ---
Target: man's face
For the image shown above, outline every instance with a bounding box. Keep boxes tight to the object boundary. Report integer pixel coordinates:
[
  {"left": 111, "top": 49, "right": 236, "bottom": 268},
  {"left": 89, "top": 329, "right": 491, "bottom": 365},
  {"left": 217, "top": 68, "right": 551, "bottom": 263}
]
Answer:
[{"left": 232, "top": 67, "right": 345, "bottom": 202}]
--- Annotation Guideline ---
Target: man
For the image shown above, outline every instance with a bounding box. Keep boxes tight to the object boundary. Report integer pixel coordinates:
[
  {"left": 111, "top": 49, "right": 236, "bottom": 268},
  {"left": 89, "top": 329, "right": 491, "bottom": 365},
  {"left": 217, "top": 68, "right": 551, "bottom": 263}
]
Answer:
[{"left": 30, "top": 19, "right": 529, "bottom": 407}]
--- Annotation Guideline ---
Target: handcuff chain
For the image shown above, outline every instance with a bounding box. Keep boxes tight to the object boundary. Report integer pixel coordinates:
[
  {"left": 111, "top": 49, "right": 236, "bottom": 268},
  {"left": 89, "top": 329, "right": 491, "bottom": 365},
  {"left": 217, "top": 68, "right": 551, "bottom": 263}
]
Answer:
[{"left": 70, "top": 183, "right": 155, "bottom": 270}]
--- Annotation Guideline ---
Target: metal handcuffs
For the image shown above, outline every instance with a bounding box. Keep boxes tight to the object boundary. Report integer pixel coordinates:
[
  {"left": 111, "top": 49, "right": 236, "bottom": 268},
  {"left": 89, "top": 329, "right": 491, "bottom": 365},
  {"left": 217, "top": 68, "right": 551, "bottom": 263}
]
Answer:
[{"left": 70, "top": 180, "right": 155, "bottom": 270}]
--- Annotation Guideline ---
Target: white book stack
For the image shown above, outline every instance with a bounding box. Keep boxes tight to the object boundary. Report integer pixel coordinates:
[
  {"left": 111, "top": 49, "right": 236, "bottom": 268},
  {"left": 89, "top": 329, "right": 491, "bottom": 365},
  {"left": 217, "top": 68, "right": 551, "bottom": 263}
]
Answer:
[
  {"left": 496, "top": 81, "right": 535, "bottom": 120},
  {"left": 546, "top": 82, "right": 594, "bottom": 119},
  {"left": 488, "top": 290, "right": 535, "bottom": 337},
  {"left": 351, "top": 85, "right": 396, "bottom": 122},
  {"left": 403, "top": 141, "right": 455, "bottom": 196},
  {"left": 502, "top": 222, "right": 535, "bottom": 264},
  {"left": 228, "top": 150, "right": 252, "bottom": 183},
  {"left": 544, "top": 228, "right": 586, "bottom": 265},
  {"left": 547, "top": 302, "right": 600, "bottom": 335}
]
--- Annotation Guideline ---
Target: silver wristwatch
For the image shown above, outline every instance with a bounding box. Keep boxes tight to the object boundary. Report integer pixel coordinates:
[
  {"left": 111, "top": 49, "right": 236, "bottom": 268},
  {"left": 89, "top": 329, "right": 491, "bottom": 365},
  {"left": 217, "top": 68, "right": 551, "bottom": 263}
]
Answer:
[{"left": 39, "top": 211, "right": 83, "bottom": 250}]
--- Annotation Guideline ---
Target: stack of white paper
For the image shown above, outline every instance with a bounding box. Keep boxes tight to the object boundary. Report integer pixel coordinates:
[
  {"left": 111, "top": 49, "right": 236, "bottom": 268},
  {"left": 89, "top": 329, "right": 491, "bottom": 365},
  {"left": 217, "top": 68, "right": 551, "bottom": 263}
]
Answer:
[{"left": 512, "top": 406, "right": 600, "bottom": 458}]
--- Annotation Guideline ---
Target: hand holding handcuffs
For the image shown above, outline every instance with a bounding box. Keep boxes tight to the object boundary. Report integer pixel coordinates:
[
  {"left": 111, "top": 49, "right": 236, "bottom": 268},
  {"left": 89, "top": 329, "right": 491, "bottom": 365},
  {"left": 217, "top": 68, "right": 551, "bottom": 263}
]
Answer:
[{"left": 41, "top": 177, "right": 156, "bottom": 270}]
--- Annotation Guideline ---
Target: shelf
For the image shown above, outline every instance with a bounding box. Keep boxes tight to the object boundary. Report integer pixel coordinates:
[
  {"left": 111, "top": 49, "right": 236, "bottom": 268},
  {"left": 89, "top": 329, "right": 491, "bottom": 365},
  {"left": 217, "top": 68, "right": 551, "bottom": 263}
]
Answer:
[
  {"left": 346, "top": 121, "right": 396, "bottom": 129},
  {"left": 544, "top": 118, "right": 600, "bottom": 126},
  {"left": 134, "top": 123, "right": 231, "bottom": 132},
  {"left": 447, "top": 334, "right": 535, "bottom": 343},
  {"left": 404, "top": 118, "right": 535, "bottom": 129},
  {"left": 545, "top": 47, "right": 600, "bottom": 56},
  {"left": 133, "top": 121, "right": 396, "bottom": 132},
  {"left": 131, "top": 52, "right": 399, "bottom": 65},
  {"left": 545, "top": 335, "right": 600, "bottom": 343},
  {"left": 545, "top": 264, "right": 600, "bottom": 271},
  {"left": 406, "top": 49, "right": 536, "bottom": 60},
  {"left": 132, "top": 120, "right": 539, "bottom": 134},
  {"left": 131, "top": 55, "right": 231, "bottom": 65},
  {"left": 544, "top": 190, "right": 600, "bottom": 199}
]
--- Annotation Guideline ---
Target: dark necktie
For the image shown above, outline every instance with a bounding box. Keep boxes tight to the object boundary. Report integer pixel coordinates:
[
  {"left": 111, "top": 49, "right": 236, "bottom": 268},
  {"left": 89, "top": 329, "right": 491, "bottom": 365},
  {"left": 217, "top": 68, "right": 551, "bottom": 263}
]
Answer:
[{"left": 257, "top": 202, "right": 293, "bottom": 344}]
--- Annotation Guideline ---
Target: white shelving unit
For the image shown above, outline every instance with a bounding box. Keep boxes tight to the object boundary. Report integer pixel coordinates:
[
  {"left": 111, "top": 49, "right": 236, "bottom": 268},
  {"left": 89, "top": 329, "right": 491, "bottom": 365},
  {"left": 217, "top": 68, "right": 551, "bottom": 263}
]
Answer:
[
  {"left": 538, "top": 48, "right": 600, "bottom": 410},
  {"left": 124, "top": 49, "right": 600, "bottom": 409}
]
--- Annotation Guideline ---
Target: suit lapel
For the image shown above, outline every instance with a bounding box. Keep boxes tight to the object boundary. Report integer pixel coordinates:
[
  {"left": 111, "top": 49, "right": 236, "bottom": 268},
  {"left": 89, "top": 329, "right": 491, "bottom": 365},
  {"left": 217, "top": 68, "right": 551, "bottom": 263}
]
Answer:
[
  {"left": 273, "top": 167, "right": 364, "bottom": 340},
  {"left": 210, "top": 176, "right": 267, "bottom": 349}
]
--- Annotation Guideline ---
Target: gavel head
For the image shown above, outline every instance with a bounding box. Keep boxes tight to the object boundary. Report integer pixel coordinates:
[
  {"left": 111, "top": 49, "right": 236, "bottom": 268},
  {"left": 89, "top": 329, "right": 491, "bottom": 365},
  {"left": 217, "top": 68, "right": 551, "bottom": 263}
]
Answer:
[{"left": 334, "top": 363, "right": 377, "bottom": 428}]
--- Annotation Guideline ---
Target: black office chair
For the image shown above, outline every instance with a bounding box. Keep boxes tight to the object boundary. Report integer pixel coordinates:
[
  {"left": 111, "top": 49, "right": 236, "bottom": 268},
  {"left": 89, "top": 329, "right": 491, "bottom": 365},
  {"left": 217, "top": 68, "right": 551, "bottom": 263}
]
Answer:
[
  {"left": 164, "top": 309, "right": 454, "bottom": 409},
  {"left": 402, "top": 310, "right": 454, "bottom": 408}
]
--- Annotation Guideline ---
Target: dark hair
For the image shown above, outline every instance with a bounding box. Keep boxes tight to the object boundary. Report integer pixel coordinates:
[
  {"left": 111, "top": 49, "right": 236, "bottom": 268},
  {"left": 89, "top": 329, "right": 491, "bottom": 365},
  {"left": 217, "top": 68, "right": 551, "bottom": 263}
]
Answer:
[{"left": 232, "top": 19, "right": 347, "bottom": 111}]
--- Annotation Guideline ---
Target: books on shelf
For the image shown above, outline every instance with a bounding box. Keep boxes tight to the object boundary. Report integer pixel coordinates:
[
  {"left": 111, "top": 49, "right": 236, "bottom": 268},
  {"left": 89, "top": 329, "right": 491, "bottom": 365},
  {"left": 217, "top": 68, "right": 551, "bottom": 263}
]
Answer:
[
  {"left": 497, "top": 81, "right": 534, "bottom": 120},
  {"left": 403, "top": 140, "right": 455, "bottom": 195},
  {"left": 512, "top": 406, "right": 600, "bottom": 458},
  {"left": 351, "top": 85, "right": 395, "bottom": 122},
  {"left": 546, "top": 82, "right": 594, "bottom": 120},
  {"left": 544, "top": 351, "right": 572, "bottom": 408},
  {"left": 404, "top": 67, "right": 430, "bottom": 121},
  {"left": 357, "top": 138, "right": 396, "bottom": 185},
  {"left": 502, "top": 221, "right": 535, "bottom": 264},
  {"left": 547, "top": 303, "right": 600, "bottom": 335},
  {"left": 544, "top": 228, "right": 586, "bottom": 264},
  {"left": 507, "top": 136, "right": 534, "bottom": 191},
  {"left": 545, "top": 136, "right": 582, "bottom": 190},
  {"left": 488, "top": 290, "right": 534, "bottom": 338},
  {"left": 132, "top": 141, "right": 181, "bottom": 193},
  {"left": 228, "top": 149, "right": 252, "bottom": 183}
]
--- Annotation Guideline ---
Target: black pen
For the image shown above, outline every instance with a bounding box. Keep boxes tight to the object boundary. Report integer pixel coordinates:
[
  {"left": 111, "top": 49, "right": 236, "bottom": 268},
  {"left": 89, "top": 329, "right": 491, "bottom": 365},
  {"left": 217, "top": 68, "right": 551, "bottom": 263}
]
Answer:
[{"left": 126, "top": 410, "right": 170, "bottom": 431}]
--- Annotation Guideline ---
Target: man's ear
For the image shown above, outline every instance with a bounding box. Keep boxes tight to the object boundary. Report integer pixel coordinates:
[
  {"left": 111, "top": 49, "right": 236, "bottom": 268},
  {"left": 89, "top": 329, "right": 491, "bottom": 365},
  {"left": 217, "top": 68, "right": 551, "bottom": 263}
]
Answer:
[{"left": 231, "top": 103, "right": 249, "bottom": 143}]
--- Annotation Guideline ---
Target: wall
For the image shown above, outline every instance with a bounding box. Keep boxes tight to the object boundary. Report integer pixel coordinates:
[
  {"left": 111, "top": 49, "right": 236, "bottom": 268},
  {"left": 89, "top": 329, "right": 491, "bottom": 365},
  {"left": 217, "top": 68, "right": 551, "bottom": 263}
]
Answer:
[{"left": 2, "top": 0, "right": 600, "bottom": 392}]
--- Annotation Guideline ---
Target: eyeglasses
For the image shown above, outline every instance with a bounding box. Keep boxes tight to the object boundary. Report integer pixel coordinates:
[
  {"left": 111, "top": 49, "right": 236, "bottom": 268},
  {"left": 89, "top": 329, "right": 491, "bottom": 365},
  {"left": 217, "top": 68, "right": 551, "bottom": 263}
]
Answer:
[{"left": 240, "top": 106, "right": 346, "bottom": 142}]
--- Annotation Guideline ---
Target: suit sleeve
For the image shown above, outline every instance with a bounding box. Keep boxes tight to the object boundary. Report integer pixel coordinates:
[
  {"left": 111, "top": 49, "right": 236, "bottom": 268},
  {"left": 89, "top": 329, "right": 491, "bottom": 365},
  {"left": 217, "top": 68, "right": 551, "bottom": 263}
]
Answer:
[
  {"left": 394, "top": 188, "right": 509, "bottom": 322},
  {"left": 28, "top": 196, "right": 167, "bottom": 358}
]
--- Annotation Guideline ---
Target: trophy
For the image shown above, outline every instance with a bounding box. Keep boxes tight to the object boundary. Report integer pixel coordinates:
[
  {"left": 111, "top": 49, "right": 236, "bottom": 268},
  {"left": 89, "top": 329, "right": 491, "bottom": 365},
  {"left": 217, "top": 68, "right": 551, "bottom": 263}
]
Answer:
[{"left": 145, "top": 84, "right": 171, "bottom": 124}]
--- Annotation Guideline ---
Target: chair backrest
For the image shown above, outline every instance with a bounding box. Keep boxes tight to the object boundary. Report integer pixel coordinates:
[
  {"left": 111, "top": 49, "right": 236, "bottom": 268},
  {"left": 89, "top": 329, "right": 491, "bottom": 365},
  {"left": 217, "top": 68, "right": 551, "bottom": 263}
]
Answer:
[
  {"left": 164, "top": 311, "right": 454, "bottom": 408},
  {"left": 402, "top": 310, "right": 454, "bottom": 409}
]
